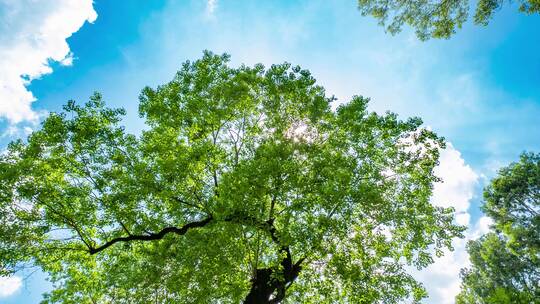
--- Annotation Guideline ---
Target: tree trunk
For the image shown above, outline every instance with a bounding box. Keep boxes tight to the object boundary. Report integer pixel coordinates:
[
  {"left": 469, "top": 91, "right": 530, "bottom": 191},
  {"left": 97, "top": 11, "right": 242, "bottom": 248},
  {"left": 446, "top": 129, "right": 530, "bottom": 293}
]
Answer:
[{"left": 243, "top": 255, "right": 303, "bottom": 304}]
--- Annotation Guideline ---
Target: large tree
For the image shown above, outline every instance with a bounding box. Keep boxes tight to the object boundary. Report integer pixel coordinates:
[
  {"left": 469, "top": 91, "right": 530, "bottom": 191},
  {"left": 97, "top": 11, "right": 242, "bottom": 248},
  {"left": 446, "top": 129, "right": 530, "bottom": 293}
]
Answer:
[
  {"left": 457, "top": 153, "right": 540, "bottom": 303},
  {"left": 0, "top": 52, "right": 463, "bottom": 303},
  {"left": 357, "top": 0, "right": 540, "bottom": 40}
]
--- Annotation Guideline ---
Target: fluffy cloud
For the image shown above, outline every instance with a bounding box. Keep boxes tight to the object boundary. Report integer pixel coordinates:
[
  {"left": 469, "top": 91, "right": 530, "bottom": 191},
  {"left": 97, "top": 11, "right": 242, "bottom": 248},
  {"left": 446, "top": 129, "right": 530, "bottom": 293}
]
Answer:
[
  {"left": 0, "top": 0, "right": 96, "bottom": 297},
  {"left": 431, "top": 143, "right": 478, "bottom": 224},
  {"left": 0, "top": 0, "right": 97, "bottom": 125},
  {"left": 206, "top": 0, "right": 217, "bottom": 16},
  {"left": 0, "top": 276, "right": 22, "bottom": 297},
  {"left": 413, "top": 215, "right": 494, "bottom": 304},
  {"left": 412, "top": 143, "right": 495, "bottom": 304}
]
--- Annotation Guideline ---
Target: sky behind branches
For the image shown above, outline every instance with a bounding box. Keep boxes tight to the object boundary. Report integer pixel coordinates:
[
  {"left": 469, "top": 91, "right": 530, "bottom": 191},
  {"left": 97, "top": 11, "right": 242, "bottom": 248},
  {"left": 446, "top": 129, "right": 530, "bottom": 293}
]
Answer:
[{"left": 0, "top": 0, "right": 539, "bottom": 303}]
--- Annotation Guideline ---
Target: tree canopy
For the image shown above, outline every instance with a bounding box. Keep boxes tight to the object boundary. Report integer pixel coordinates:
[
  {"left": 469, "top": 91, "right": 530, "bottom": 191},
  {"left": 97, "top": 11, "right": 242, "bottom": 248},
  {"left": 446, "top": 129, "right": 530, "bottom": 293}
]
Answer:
[
  {"left": 457, "top": 153, "right": 540, "bottom": 303},
  {"left": 357, "top": 0, "right": 540, "bottom": 40},
  {"left": 0, "top": 51, "right": 464, "bottom": 303}
]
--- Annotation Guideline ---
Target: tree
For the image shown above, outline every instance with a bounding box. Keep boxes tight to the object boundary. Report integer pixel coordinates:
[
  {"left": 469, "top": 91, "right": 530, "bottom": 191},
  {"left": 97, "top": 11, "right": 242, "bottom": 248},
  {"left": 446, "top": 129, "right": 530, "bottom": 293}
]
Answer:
[
  {"left": 457, "top": 153, "right": 540, "bottom": 304},
  {"left": 0, "top": 51, "right": 463, "bottom": 303},
  {"left": 357, "top": 0, "right": 540, "bottom": 40}
]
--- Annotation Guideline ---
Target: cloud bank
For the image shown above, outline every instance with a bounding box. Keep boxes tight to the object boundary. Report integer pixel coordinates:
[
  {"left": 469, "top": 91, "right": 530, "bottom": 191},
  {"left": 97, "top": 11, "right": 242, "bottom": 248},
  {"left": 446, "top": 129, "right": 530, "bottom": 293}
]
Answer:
[
  {"left": 0, "top": 0, "right": 96, "bottom": 297},
  {"left": 412, "top": 143, "right": 493, "bottom": 304},
  {"left": 0, "top": 276, "right": 21, "bottom": 297},
  {"left": 0, "top": 0, "right": 97, "bottom": 126},
  {"left": 206, "top": 0, "right": 217, "bottom": 16}
]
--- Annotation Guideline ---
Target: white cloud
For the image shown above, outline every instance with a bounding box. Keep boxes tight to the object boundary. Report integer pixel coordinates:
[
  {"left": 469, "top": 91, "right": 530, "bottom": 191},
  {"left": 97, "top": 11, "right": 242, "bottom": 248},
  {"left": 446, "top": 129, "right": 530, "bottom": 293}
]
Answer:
[
  {"left": 205, "top": 0, "right": 217, "bottom": 16},
  {"left": 414, "top": 216, "right": 494, "bottom": 304},
  {"left": 0, "top": 0, "right": 97, "bottom": 125},
  {"left": 0, "top": 0, "right": 96, "bottom": 296},
  {"left": 470, "top": 216, "right": 494, "bottom": 239},
  {"left": 0, "top": 276, "right": 22, "bottom": 297},
  {"left": 431, "top": 143, "right": 478, "bottom": 224},
  {"left": 1, "top": 124, "right": 34, "bottom": 139},
  {"left": 411, "top": 144, "right": 496, "bottom": 304}
]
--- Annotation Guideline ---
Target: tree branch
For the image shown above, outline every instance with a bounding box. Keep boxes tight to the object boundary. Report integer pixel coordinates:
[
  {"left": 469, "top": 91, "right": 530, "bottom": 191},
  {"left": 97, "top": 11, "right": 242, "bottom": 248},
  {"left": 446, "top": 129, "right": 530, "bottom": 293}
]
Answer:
[{"left": 88, "top": 217, "right": 213, "bottom": 255}]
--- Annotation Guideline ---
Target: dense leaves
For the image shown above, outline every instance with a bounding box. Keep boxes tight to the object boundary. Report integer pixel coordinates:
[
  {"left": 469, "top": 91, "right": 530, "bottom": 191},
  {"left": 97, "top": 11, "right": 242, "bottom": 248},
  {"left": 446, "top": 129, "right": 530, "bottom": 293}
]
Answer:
[
  {"left": 357, "top": 0, "right": 540, "bottom": 40},
  {"left": 457, "top": 153, "right": 540, "bottom": 304},
  {"left": 0, "top": 51, "right": 463, "bottom": 303}
]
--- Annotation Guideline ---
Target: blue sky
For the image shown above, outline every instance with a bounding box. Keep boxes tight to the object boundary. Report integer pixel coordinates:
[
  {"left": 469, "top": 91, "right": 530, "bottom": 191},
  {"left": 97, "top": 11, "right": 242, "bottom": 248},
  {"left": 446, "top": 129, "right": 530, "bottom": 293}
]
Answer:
[{"left": 0, "top": 0, "right": 539, "bottom": 303}]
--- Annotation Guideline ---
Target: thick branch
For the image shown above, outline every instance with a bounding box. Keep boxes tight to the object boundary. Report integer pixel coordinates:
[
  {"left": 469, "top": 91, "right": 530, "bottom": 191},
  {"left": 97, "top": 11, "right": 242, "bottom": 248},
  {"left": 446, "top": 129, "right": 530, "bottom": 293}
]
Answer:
[
  {"left": 88, "top": 212, "right": 272, "bottom": 255},
  {"left": 241, "top": 217, "right": 305, "bottom": 303},
  {"left": 243, "top": 256, "right": 305, "bottom": 304},
  {"left": 88, "top": 217, "right": 213, "bottom": 255}
]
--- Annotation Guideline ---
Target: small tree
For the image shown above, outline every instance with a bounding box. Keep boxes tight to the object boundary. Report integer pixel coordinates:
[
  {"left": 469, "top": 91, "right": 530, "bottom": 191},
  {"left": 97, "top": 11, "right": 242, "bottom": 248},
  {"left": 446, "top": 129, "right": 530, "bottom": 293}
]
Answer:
[
  {"left": 457, "top": 153, "right": 540, "bottom": 303},
  {"left": 0, "top": 51, "right": 463, "bottom": 303},
  {"left": 357, "top": 0, "right": 540, "bottom": 40}
]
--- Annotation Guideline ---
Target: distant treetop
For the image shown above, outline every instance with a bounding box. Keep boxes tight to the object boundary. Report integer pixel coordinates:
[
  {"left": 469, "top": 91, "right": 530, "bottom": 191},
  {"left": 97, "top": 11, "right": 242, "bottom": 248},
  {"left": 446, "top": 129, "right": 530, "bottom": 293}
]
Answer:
[{"left": 357, "top": 0, "right": 540, "bottom": 40}]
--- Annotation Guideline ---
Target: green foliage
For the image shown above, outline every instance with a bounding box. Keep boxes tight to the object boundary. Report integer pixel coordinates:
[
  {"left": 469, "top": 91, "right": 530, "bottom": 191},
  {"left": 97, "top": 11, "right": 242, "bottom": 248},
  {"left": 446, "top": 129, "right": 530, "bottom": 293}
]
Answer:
[
  {"left": 357, "top": 0, "right": 540, "bottom": 40},
  {"left": 483, "top": 153, "right": 540, "bottom": 254},
  {"left": 456, "top": 153, "right": 540, "bottom": 304},
  {"left": 0, "top": 51, "right": 464, "bottom": 303}
]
